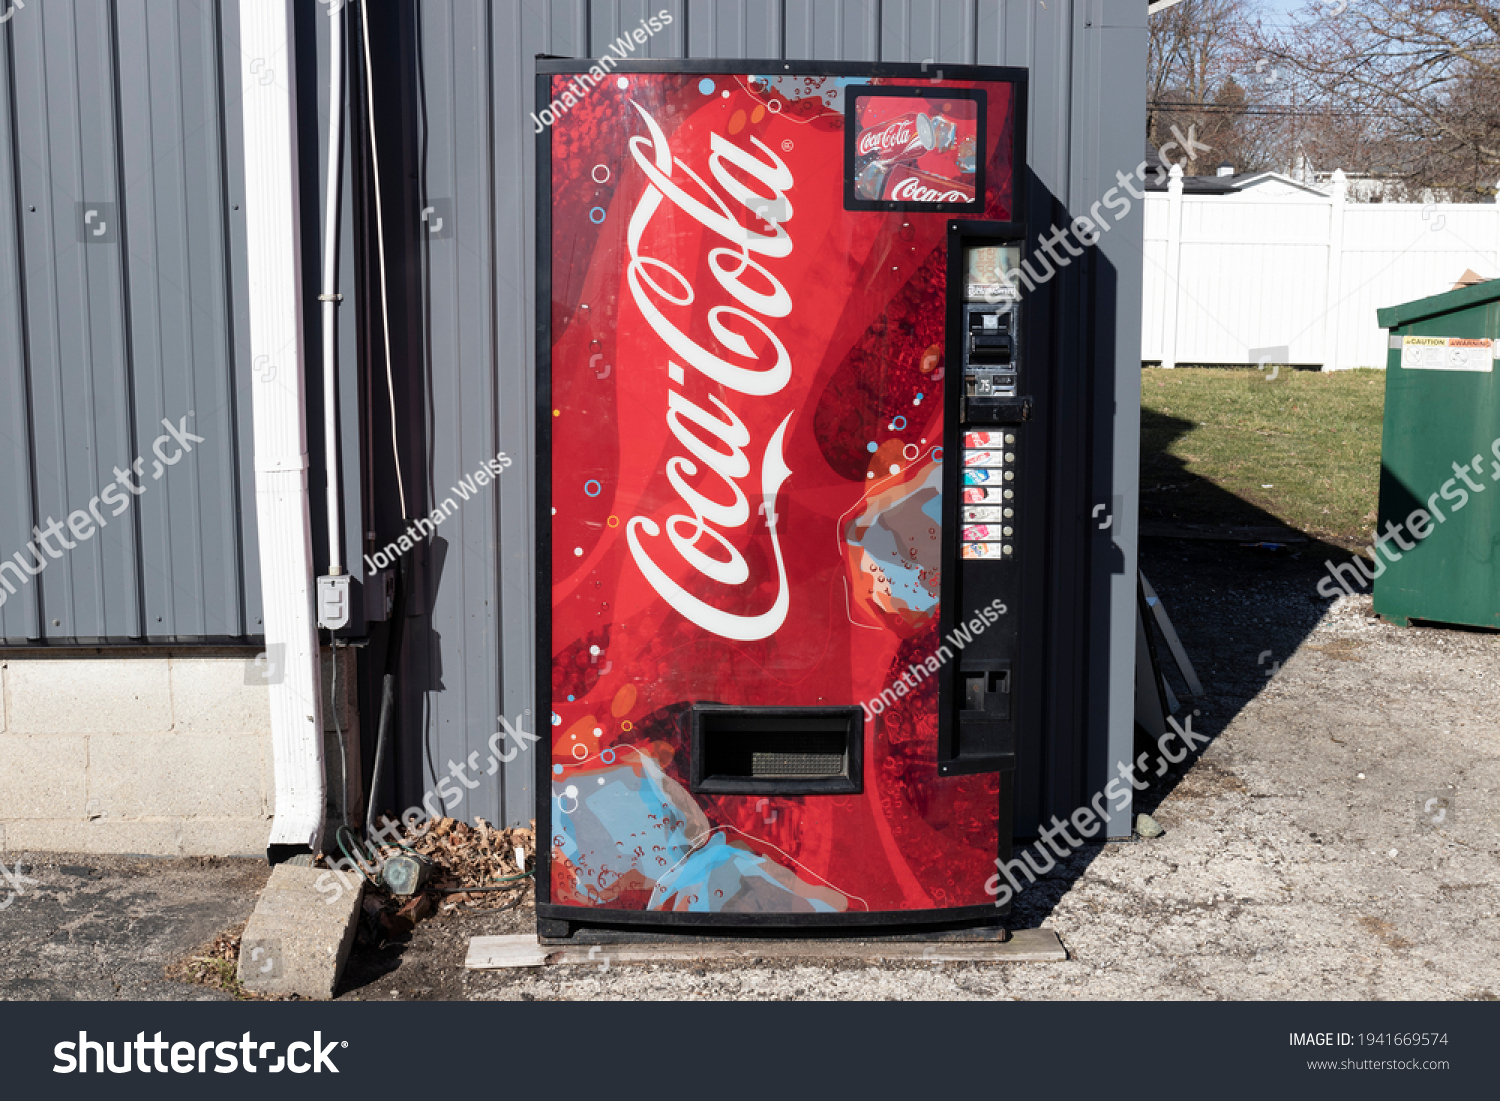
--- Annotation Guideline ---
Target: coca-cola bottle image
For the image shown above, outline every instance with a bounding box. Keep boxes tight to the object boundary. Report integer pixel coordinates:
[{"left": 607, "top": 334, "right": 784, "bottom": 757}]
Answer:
[
  {"left": 855, "top": 157, "right": 893, "bottom": 201},
  {"left": 854, "top": 111, "right": 961, "bottom": 200},
  {"left": 854, "top": 110, "right": 921, "bottom": 199},
  {"left": 956, "top": 133, "right": 977, "bottom": 175},
  {"left": 917, "top": 112, "right": 958, "bottom": 156},
  {"left": 884, "top": 165, "right": 976, "bottom": 204}
]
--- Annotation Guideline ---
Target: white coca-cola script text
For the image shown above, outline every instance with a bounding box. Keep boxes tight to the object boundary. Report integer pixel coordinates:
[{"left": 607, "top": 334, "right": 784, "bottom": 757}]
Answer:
[
  {"left": 889, "top": 176, "right": 970, "bottom": 204},
  {"left": 620, "top": 102, "right": 797, "bottom": 642},
  {"left": 857, "top": 119, "right": 917, "bottom": 157}
]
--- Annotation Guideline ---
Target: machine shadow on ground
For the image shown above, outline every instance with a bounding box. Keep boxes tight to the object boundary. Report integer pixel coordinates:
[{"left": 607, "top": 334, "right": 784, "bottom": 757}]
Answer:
[{"left": 1007, "top": 402, "right": 1358, "bottom": 932}]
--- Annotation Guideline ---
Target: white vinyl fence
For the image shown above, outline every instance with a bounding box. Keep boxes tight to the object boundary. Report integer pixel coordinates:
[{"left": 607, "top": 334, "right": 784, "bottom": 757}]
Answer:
[{"left": 1142, "top": 168, "right": 1500, "bottom": 370}]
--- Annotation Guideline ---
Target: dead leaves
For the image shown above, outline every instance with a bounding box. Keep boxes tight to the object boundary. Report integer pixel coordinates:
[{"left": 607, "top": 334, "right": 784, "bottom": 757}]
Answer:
[{"left": 347, "top": 817, "right": 537, "bottom": 945}]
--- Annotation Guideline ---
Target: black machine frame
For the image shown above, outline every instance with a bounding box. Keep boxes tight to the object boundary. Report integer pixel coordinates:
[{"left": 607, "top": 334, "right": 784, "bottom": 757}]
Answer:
[
  {"left": 842, "top": 84, "right": 988, "bottom": 214},
  {"left": 535, "top": 57, "right": 1028, "bottom": 937}
]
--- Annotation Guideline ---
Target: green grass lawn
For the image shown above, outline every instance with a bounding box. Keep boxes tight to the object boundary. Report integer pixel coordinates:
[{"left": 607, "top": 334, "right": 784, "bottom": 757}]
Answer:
[{"left": 1140, "top": 366, "right": 1387, "bottom": 550}]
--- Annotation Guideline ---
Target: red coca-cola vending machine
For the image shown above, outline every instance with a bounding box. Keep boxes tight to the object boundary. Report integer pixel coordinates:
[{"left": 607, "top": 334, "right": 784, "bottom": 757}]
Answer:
[{"left": 537, "top": 60, "right": 1033, "bottom": 936}]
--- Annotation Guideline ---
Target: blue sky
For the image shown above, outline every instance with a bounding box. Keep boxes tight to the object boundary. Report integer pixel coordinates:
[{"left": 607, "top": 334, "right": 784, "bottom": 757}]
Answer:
[{"left": 1251, "top": 0, "right": 1314, "bottom": 26}]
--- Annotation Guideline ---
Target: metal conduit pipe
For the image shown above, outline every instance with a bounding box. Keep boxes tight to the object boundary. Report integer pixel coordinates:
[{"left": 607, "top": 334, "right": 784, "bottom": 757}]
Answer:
[{"left": 320, "top": 0, "right": 346, "bottom": 577}]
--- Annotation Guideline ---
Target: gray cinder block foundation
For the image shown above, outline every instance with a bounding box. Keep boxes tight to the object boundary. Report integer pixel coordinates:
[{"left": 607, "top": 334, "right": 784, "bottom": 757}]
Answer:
[{"left": 0, "top": 648, "right": 360, "bottom": 856}]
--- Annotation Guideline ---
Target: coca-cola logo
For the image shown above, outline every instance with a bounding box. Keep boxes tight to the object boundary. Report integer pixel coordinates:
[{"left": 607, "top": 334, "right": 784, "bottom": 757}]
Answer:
[
  {"left": 890, "top": 176, "right": 970, "bottom": 204},
  {"left": 857, "top": 120, "right": 916, "bottom": 157},
  {"left": 619, "top": 102, "right": 796, "bottom": 642}
]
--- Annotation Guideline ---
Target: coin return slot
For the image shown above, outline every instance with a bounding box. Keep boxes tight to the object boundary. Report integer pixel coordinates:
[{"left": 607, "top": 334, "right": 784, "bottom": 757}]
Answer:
[
  {"left": 960, "top": 665, "right": 1012, "bottom": 729},
  {"left": 964, "top": 669, "right": 1010, "bottom": 709}
]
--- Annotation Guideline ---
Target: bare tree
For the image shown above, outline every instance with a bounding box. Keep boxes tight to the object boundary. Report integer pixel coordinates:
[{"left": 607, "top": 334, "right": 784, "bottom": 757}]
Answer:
[
  {"left": 1249, "top": 0, "right": 1500, "bottom": 200},
  {"left": 1149, "top": 0, "right": 1278, "bottom": 173}
]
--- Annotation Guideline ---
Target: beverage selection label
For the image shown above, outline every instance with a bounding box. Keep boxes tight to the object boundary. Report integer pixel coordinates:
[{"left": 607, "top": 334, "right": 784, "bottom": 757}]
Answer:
[
  {"left": 963, "top": 468, "right": 1013, "bottom": 486},
  {"left": 961, "top": 543, "right": 1009, "bottom": 560},
  {"left": 963, "top": 450, "right": 1007, "bottom": 467},
  {"left": 963, "top": 430, "right": 1011, "bottom": 449},
  {"left": 963, "top": 487, "right": 1007, "bottom": 504},
  {"left": 959, "top": 436, "right": 1016, "bottom": 557},
  {"left": 962, "top": 524, "right": 1006, "bottom": 542}
]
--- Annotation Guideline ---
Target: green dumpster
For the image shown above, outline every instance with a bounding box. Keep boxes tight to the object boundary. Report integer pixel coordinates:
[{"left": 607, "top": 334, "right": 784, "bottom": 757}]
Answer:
[{"left": 1373, "top": 280, "right": 1500, "bottom": 628}]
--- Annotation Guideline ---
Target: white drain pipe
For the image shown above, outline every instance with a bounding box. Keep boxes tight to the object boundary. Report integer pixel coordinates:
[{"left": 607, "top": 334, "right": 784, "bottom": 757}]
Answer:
[{"left": 239, "top": 0, "right": 326, "bottom": 857}]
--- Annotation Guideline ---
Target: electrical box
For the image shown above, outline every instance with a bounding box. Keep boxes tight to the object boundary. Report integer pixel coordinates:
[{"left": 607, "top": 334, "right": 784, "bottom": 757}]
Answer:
[{"left": 317, "top": 574, "right": 351, "bottom": 631}]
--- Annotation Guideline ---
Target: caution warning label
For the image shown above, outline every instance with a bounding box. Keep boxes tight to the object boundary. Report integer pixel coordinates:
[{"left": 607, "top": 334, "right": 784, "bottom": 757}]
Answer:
[{"left": 1400, "top": 335, "right": 1498, "bottom": 372}]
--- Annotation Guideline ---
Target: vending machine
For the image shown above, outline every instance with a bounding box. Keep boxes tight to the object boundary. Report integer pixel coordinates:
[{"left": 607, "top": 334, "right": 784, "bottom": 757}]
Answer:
[{"left": 537, "top": 60, "right": 1037, "bottom": 936}]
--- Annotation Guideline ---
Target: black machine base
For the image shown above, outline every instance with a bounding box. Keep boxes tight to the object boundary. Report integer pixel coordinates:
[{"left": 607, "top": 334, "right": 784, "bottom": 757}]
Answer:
[{"left": 535, "top": 903, "right": 1011, "bottom": 944}]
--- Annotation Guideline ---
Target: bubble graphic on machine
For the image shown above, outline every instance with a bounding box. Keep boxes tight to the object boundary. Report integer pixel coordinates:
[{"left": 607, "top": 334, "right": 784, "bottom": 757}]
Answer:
[
  {"left": 841, "top": 458, "right": 943, "bottom": 636},
  {"left": 552, "top": 749, "right": 851, "bottom": 913}
]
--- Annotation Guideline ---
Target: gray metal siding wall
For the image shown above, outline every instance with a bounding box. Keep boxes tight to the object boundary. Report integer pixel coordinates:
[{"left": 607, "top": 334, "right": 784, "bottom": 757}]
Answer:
[
  {"left": 0, "top": 0, "right": 262, "bottom": 643},
  {"left": 1085, "top": 3, "right": 1147, "bottom": 838},
  {"left": 401, "top": 0, "right": 1144, "bottom": 831}
]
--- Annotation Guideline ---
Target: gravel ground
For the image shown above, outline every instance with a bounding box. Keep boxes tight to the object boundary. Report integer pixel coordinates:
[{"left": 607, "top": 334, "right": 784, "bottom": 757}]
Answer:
[
  {"left": 5, "top": 540, "right": 1498, "bottom": 1001},
  {"left": 0, "top": 856, "right": 267, "bottom": 1000}
]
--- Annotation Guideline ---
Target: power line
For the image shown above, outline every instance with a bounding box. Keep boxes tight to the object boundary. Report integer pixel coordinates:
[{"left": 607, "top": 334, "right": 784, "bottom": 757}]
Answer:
[{"left": 1148, "top": 100, "right": 1429, "bottom": 120}]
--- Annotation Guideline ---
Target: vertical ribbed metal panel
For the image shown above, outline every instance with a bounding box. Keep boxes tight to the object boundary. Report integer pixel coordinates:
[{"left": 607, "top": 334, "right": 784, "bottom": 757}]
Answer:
[
  {"left": 0, "top": 0, "right": 261, "bottom": 643},
  {"left": 976, "top": 0, "right": 1034, "bottom": 67},
  {"left": 1079, "top": 0, "right": 1145, "bottom": 839},
  {"left": 685, "top": 0, "right": 782, "bottom": 58},
  {"left": 400, "top": 0, "right": 522, "bottom": 830},
  {"left": 9, "top": 0, "right": 139, "bottom": 641},
  {"left": 544, "top": 0, "right": 591, "bottom": 58},
  {"left": 221, "top": 0, "right": 263, "bottom": 638},
  {"left": 117, "top": 0, "right": 254, "bottom": 638},
  {"left": 1023, "top": 0, "right": 1073, "bottom": 197},
  {"left": 0, "top": 0, "right": 1138, "bottom": 825},
  {"left": 492, "top": 1, "right": 554, "bottom": 829},
  {"left": 881, "top": 0, "right": 979, "bottom": 64},
  {"left": 588, "top": 0, "right": 688, "bottom": 58},
  {"left": 0, "top": 7, "right": 40, "bottom": 640},
  {"left": 402, "top": 0, "right": 1143, "bottom": 832},
  {"left": 783, "top": 0, "right": 881, "bottom": 61}
]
